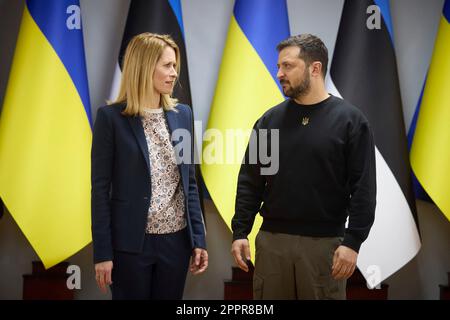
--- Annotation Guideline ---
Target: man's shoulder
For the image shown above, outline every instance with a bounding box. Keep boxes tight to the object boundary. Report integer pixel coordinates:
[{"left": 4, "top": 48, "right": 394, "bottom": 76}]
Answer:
[
  {"left": 263, "top": 99, "right": 290, "bottom": 117},
  {"left": 255, "top": 99, "right": 290, "bottom": 126},
  {"left": 330, "top": 96, "right": 369, "bottom": 123}
]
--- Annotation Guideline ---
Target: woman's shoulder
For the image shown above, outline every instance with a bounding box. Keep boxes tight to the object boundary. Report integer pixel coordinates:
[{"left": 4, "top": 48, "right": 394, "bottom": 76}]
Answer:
[
  {"left": 173, "top": 103, "right": 191, "bottom": 113},
  {"left": 172, "top": 103, "right": 192, "bottom": 118},
  {"left": 97, "top": 102, "right": 126, "bottom": 117}
]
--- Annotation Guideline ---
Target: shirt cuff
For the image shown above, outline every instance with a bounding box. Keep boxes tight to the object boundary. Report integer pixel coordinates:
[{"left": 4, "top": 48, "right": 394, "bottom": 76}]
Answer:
[{"left": 342, "top": 233, "right": 363, "bottom": 253}]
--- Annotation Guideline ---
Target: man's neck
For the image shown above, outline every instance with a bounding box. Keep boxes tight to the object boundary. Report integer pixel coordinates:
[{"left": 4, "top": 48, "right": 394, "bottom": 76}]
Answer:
[{"left": 294, "top": 84, "right": 330, "bottom": 105}]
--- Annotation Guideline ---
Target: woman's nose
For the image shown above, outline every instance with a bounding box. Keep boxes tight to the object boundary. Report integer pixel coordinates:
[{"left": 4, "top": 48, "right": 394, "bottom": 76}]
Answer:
[{"left": 170, "top": 67, "right": 178, "bottom": 78}]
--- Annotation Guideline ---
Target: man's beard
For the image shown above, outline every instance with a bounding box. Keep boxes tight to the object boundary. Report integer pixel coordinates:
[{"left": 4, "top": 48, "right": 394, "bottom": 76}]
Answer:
[{"left": 281, "top": 71, "right": 311, "bottom": 99}]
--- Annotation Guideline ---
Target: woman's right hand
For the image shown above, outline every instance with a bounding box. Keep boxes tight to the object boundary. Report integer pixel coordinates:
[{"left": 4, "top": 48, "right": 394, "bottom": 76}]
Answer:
[{"left": 94, "top": 261, "right": 113, "bottom": 293}]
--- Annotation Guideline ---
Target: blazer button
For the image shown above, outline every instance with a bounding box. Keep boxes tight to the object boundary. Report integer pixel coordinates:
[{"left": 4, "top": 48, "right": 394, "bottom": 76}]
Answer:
[{"left": 143, "top": 196, "right": 149, "bottom": 200}]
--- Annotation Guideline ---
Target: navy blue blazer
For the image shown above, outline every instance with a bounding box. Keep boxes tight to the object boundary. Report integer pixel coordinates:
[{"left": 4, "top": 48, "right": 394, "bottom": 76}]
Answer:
[{"left": 91, "top": 103, "right": 206, "bottom": 263}]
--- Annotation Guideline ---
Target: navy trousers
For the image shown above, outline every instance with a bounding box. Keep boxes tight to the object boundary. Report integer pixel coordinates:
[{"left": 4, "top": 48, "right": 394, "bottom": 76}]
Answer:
[{"left": 111, "top": 227, "right": 191, "bottom": 300}]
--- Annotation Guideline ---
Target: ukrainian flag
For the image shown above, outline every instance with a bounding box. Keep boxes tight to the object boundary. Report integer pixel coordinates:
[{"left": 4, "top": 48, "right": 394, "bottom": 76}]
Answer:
[
  {"left": 411, "top": 0, "right": 450, "bottom": 221},
  {"left": 201, "top": 0, "right": 289, "bottom": 260},
  {"left": 0, "top": 0, "right": 92, "bottom": 268}
]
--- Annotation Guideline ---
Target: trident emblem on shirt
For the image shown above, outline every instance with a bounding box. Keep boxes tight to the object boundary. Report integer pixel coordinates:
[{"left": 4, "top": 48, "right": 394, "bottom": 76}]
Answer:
[{"left": 301, "top": 117, "right": 309, "bottom": 126}]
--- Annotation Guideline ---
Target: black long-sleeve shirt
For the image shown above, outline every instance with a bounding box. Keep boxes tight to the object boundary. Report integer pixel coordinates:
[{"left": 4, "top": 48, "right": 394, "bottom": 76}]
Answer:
[{"left": 232, "top": 95, "right": 376, "bottom": 252}]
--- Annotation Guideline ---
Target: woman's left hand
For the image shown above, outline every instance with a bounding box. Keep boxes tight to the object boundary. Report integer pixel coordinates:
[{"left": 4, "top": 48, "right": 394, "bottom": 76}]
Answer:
[{"left": 190, "top": 248, "right": 208, "bottom": 275}]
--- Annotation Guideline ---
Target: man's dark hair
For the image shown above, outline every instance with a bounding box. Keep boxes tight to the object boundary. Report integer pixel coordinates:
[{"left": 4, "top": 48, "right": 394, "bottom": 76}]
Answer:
[{"left": 277, "top": 34, "right": 329, "bottom": 78}]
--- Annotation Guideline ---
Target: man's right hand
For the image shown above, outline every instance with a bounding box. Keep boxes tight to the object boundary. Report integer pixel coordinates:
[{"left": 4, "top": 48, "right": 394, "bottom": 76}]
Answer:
[
  {"left": 95, "top": 261, "right": 113, "bottom": 293},
  {"left": 231, "top": 239, "right": 251, "bottom": 272}
]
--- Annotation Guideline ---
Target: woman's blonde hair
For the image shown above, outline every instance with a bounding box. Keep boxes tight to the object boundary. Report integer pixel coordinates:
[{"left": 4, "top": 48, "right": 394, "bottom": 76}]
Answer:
[{"left": 111, "top": 33, "right": 181, "bottom": 116}]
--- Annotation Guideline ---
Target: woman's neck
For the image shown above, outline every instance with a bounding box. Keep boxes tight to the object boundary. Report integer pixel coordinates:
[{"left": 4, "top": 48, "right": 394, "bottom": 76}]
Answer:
[{"left": 144, "top": 92, "right": 161, "bottom": 109}]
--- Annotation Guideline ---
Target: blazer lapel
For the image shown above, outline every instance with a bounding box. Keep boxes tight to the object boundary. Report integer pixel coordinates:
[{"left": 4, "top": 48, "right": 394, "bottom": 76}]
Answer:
[
  {"left": 127, "top": 116, "right": 150, "bottom": 172},
  {"left": 164, "top": 108, "right": 178, "bottom": 142},
  {"left": 165, "top": 109, "right": 182, "bottom": 164},
  {"left": 165, "top": 108, "right": 187, "bottom": 185}
]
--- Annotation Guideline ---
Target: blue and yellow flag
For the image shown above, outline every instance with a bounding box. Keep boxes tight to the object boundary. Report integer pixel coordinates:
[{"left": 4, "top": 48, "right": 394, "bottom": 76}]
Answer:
[
  {"left": 411, "top": 0, "right": 450, "bottom": 222},
  {"left": 201, "top": 0, "right": 289, "bottom": 260},
  {"left": 407, "top": 80, "right": 431, "bottom": 201},
  {"left": 0, "top": 0, "right": 92, "bottom": 268}
]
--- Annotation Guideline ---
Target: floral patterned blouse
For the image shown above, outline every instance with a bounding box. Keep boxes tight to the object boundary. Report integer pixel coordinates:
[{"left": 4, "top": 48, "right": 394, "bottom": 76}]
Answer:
[{"left": 141, "top": 107, "right": 186, "bottom": 234}]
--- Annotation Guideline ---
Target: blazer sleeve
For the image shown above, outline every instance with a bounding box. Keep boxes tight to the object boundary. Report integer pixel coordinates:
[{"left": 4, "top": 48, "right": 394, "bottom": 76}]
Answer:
[
  {"left": 185, "top": 105, "right": 207, "bottom": 249},
  {"left": 91, "top": 107, "right": 114, "bottom": 263}
]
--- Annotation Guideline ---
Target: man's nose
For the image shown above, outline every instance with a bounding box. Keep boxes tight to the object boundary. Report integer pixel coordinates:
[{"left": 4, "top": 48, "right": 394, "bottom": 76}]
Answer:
[{"left": 277, "top": 69, "right": 284, "bottom": 80}]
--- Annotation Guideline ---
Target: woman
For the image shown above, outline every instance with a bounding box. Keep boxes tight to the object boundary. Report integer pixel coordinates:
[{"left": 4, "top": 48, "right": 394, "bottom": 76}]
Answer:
[{"left": 91, "top": 33, "right": 208, "bottom": 300}]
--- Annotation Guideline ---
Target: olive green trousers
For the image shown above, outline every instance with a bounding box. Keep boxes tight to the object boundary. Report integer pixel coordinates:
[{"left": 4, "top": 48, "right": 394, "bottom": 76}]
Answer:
[{"left": 253, "top": 230, "right": 346, "bottom": 300}]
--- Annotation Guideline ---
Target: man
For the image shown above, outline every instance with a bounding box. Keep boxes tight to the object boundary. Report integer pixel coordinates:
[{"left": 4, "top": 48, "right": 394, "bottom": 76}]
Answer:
[{"left": 231, "top": 34, "right": 376, "bottom": 300}]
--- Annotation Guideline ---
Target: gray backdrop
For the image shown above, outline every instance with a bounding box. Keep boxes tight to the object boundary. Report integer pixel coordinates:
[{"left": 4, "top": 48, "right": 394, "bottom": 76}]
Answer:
[{"left": 0, "top": 0, "right": 449, "bottom": 299}]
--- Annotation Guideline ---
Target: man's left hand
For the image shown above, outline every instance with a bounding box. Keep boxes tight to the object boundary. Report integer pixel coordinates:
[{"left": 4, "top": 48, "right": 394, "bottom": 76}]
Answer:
[{"left": 331, "top": 245, "right": 357, "bottom": 280}]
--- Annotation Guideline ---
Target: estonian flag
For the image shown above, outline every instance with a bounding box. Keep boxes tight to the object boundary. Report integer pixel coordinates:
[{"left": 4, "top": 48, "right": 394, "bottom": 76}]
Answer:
[
  {"left": 329, "top": 0, "right": 421, "bottom": 287},
  {"left": 108, "top": 0, "right": 205, "bottom": 214},
  {"left": 109, "top": 0, "right": 192, "bottom": 106}
]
